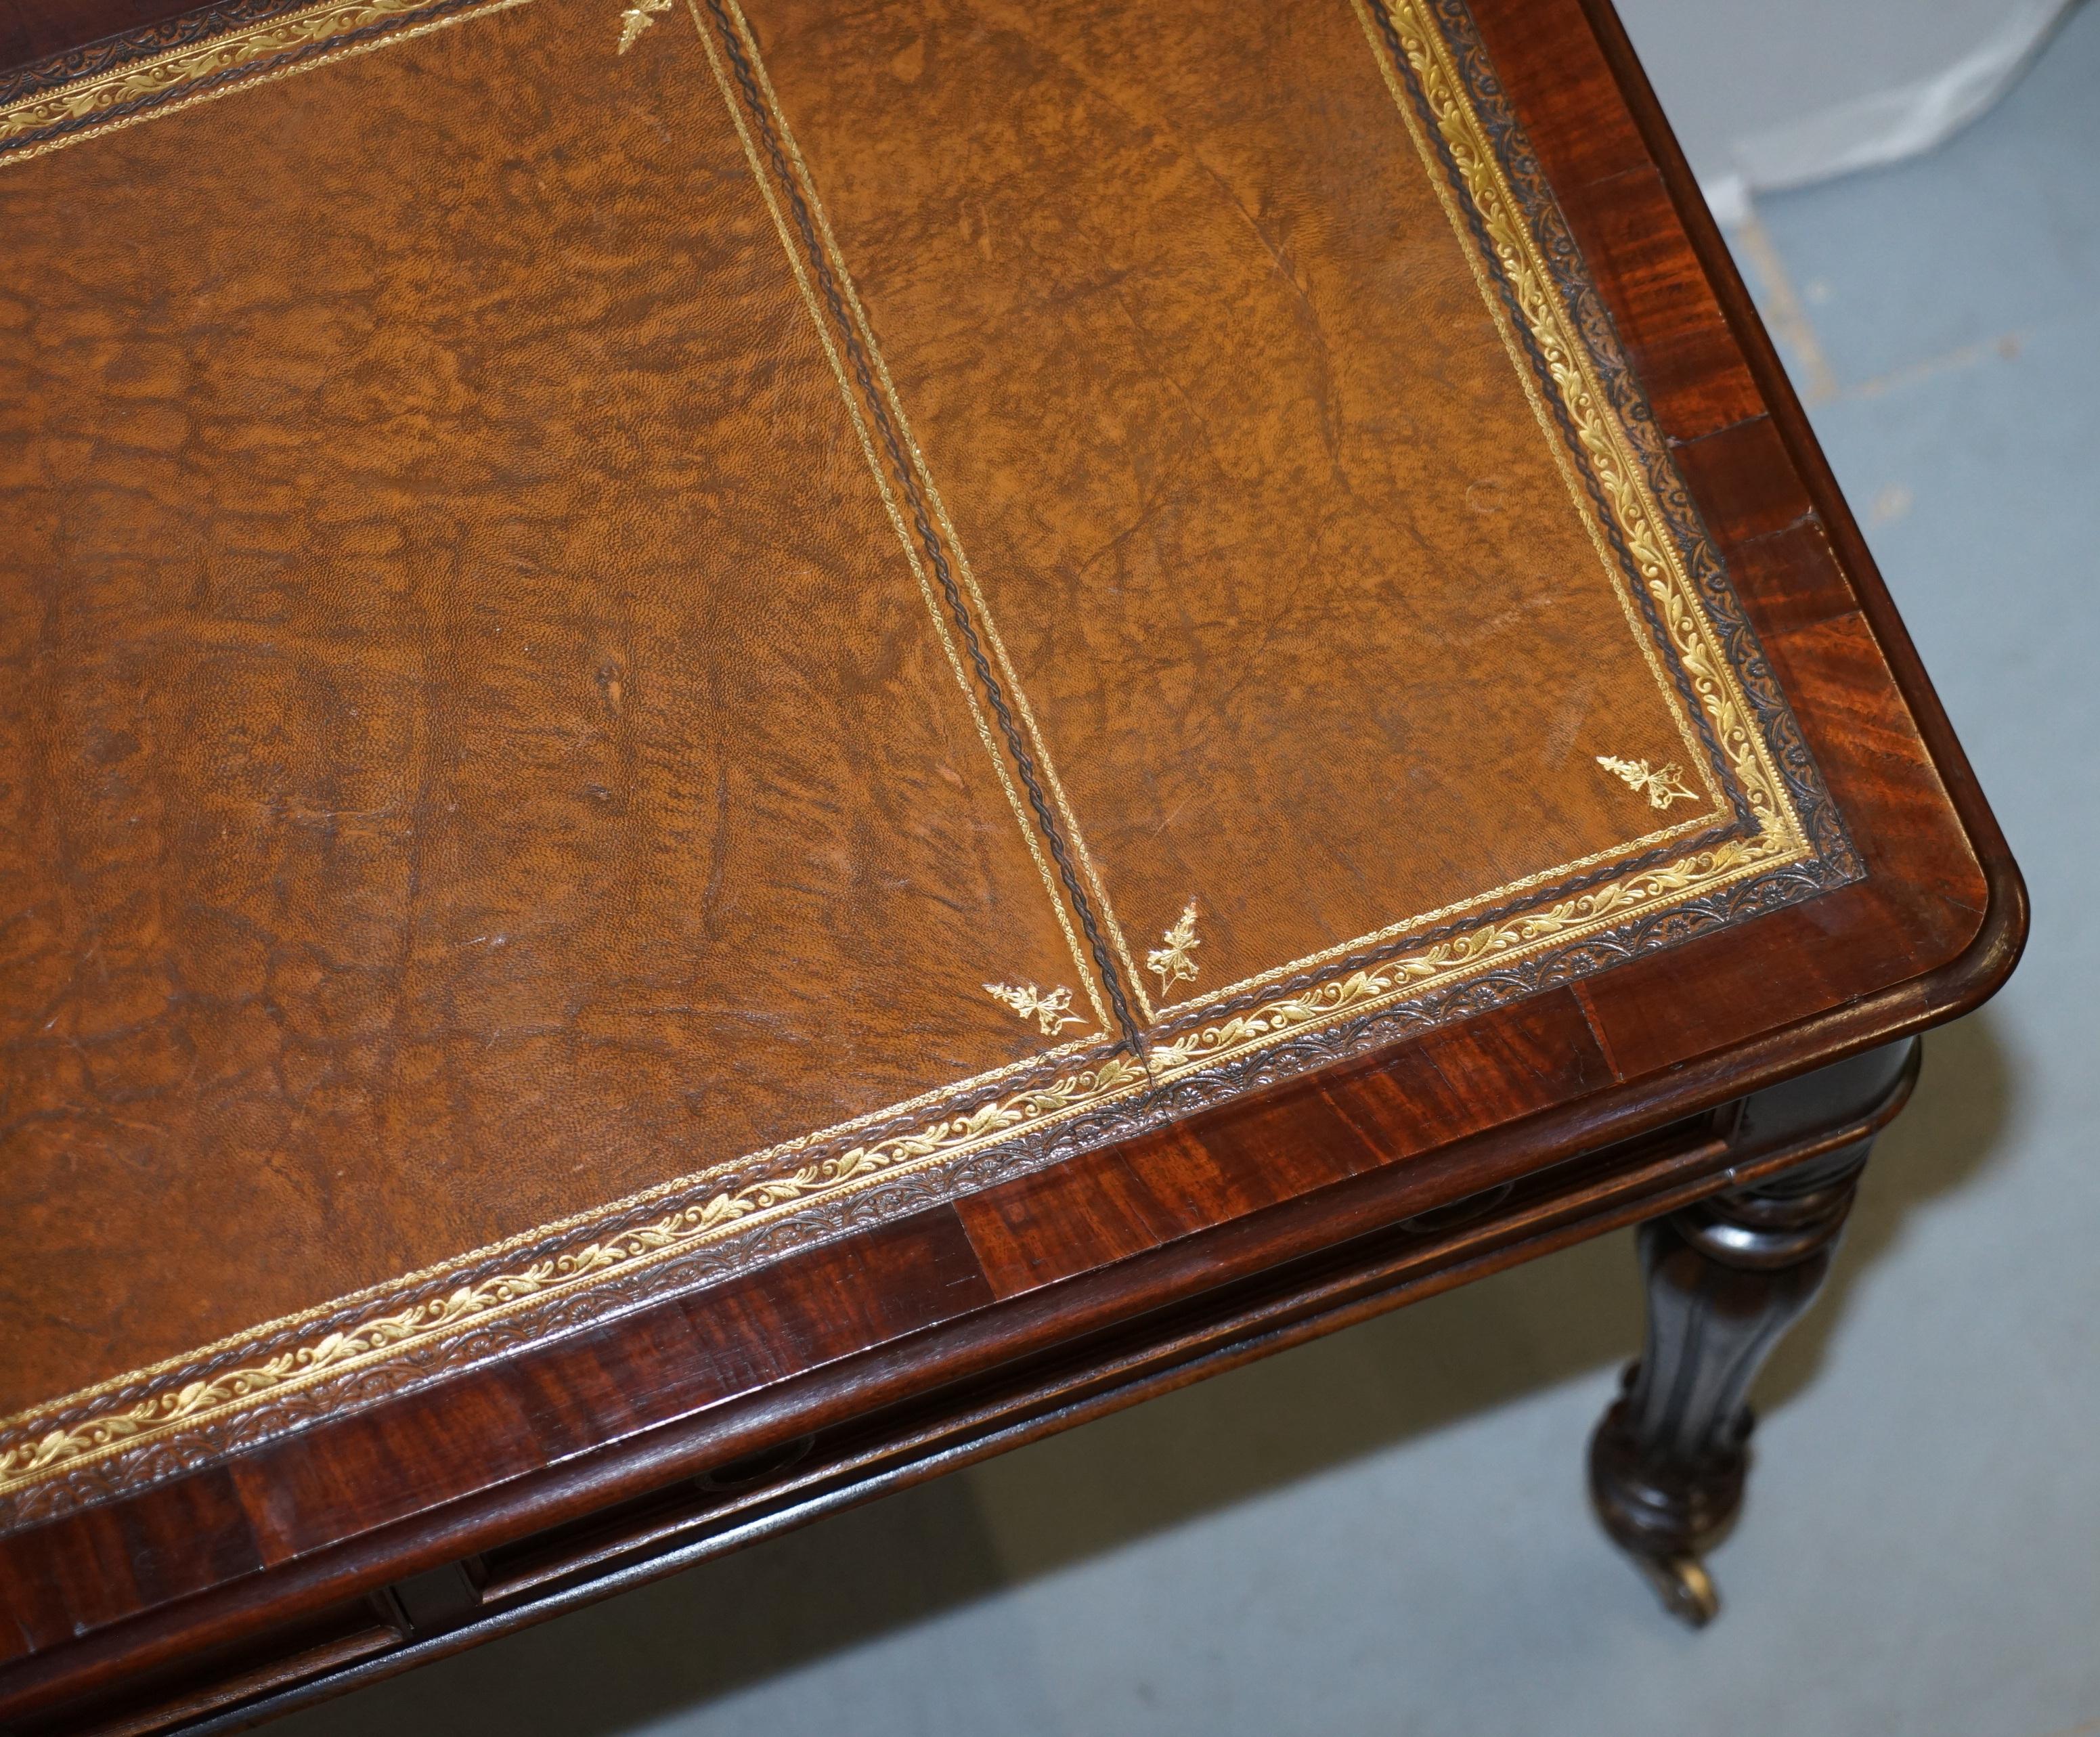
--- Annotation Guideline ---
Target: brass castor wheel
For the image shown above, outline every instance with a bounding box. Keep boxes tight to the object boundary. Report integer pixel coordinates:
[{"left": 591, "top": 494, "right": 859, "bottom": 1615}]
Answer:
[{"left": 1631, "top": 1552, "right": 1721, "bottom": 1629}]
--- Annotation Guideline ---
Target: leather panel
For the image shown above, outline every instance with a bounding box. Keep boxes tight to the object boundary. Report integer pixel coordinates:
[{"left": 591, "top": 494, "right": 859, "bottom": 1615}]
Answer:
[
  {"left": 0, "top": 0, "right": 1084, "bottom": 1409},
  {"left": 749, "top": 0, "right": 1718, "bottom": 1011}
]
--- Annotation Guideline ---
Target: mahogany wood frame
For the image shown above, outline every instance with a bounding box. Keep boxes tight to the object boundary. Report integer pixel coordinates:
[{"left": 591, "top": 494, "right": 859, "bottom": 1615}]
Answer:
[{"left": 0, "top": 0, "right": 2026, "bottom": 1729}]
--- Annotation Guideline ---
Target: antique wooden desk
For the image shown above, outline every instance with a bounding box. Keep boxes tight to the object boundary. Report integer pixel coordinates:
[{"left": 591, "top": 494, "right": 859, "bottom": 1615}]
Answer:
[{"left": 0, "top": 0, "right": 2024, "bottom": 1728}]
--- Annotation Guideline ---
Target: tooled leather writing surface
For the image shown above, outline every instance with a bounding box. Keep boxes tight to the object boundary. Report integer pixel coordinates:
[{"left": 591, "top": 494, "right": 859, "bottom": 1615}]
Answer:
[{"left": 0, "top": 0, "right": 1841, "bottom": 1451}]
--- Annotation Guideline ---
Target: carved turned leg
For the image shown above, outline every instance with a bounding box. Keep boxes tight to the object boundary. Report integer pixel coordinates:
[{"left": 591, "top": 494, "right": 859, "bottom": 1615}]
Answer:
[
  {"left": 1588, "top": 1037, "right": 1923, "bottom": 1621},
  {"left": 1587, "top": 1143, "right": 1864, "bottom": 1623},
  {"left": 1588, "top": 1040, "right": 1918, "bottom": 1626}
]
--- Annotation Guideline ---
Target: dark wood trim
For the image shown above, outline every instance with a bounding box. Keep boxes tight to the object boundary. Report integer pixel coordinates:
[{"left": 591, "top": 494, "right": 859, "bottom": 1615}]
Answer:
[{"left": 1569, "top": 0, "right": 2016, "bottom": 898}]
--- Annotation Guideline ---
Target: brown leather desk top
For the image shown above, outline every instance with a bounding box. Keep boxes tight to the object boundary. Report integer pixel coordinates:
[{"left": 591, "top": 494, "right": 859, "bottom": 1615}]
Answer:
[{"left": 0, "top": 0, "right": 2017, "bottom": 1694}]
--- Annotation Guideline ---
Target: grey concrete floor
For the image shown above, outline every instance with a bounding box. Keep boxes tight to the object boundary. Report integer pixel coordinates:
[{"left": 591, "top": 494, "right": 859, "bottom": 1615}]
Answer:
[{"left": 280, "top": 10, "right": 2100, "bottom": 1733}]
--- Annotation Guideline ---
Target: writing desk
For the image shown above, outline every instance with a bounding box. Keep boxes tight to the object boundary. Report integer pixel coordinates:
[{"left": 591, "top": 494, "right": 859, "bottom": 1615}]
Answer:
[{"left": 0, "top": 0, "right": 2023, "bottom": 1726}]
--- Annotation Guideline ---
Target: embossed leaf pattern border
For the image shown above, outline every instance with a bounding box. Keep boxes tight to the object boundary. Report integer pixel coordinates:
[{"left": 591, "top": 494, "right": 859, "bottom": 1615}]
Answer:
[
  {"left": 0, "top": 0, "right": 517, "bottom": 161},
  {"left": 0, "top": 0, "right": 1858, "bottom": 1530},
  {"left": 1420, "top": 0, "right": 1855, "bottom": 875}
]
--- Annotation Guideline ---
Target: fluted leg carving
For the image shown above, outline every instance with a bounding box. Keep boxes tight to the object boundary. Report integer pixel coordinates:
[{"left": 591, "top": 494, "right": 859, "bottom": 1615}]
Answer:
[{"left": 1588, "top": 1132, "right": 1876, "bottom": 1625}]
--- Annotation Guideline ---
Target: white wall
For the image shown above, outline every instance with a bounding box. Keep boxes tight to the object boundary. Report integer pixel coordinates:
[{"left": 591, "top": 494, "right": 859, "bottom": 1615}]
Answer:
[{"left": 1614, "top": 0, "right": 2078, "bottom": 221}]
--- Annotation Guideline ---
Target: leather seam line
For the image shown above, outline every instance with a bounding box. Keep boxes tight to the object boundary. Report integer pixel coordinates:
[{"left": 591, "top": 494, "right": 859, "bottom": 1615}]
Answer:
[{"left": 699, "top": 0, "right": 1148, "bottom": 1063}]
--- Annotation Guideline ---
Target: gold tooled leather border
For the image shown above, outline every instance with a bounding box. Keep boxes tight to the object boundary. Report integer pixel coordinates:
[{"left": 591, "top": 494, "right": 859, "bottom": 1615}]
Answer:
[
  {"left": 0, "top": 0, "right": 1855, "bottom": 1526},
  {"left": 0, "top": 0, "right": 531, "bottom": 165}
]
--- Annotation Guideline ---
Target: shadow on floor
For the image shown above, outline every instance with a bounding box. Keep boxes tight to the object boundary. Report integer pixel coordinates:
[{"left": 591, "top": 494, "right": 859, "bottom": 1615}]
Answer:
[{"left": 278, "top": 1013, "right": 2019, "bottom": 1737}]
